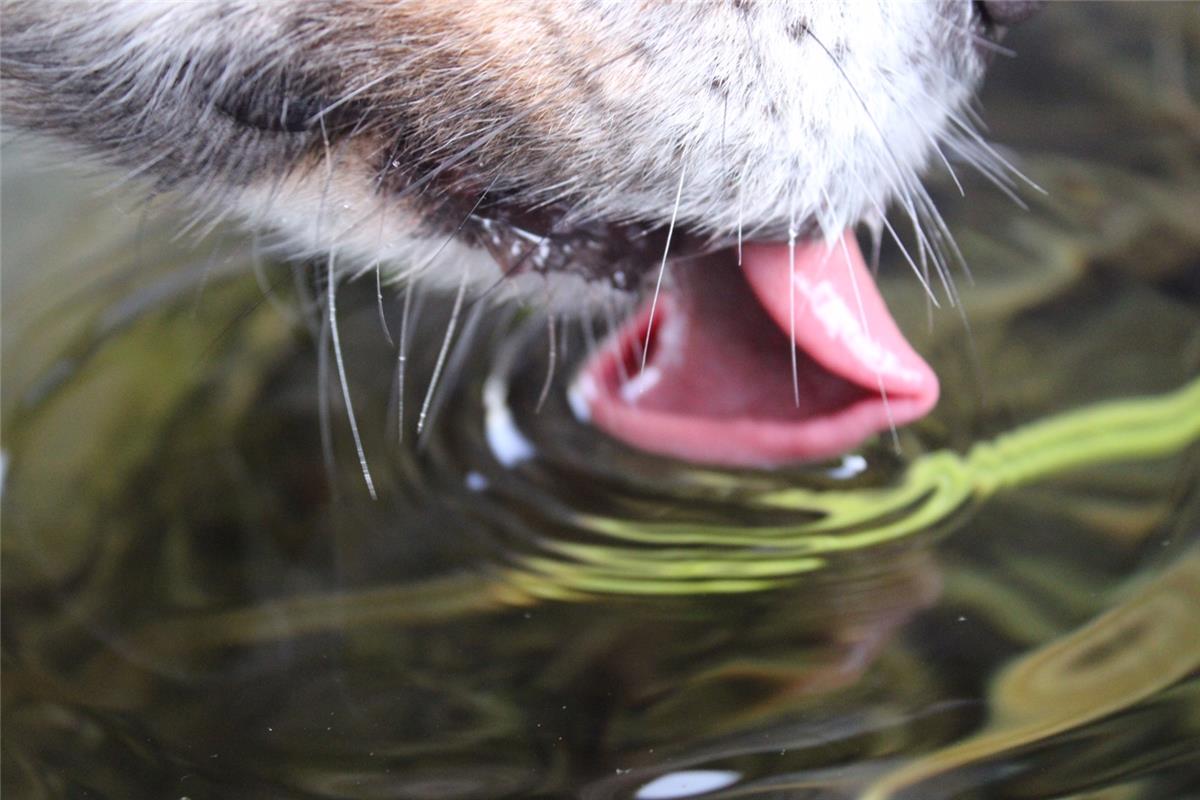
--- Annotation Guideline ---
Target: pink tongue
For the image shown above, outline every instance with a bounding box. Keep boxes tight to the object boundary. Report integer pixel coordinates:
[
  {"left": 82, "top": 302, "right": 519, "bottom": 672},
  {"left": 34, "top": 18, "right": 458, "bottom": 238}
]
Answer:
[
  {"left": 571, "top": 231, "right": 939, "bottom": 467},
  {"left": 739, "top": 235, "right": 937, "bottom": 399}
]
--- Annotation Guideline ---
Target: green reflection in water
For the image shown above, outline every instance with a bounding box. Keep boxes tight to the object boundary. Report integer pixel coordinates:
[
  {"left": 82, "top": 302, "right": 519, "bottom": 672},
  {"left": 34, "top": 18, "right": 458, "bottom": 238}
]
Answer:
[
  {"left": 123, "top": 375, "right": 1200, "bottom": 662},
  {"left": 862, "top": 549, "right": 1200, "bottom": 800},
  {"left": 507, "top": 376, "right": 1200, "bottom": 599}
]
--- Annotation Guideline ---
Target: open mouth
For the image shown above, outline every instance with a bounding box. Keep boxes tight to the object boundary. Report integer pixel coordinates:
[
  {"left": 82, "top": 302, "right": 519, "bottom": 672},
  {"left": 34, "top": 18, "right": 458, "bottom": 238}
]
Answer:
[{"left": 569, "top": 233, "right": 939, "bottom": 467}]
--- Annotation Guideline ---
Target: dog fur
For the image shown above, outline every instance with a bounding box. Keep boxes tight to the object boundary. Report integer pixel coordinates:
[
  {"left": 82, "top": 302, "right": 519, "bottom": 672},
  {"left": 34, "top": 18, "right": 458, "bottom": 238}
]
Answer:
[{"left": 1, "top": 1, "right": 1007, "bottom": 299}]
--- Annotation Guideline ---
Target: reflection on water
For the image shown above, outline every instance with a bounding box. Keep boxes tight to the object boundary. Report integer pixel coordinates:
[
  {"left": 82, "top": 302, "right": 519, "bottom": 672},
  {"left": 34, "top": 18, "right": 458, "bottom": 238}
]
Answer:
[{"left": 3, "top": 4, "right": 1200, "bottom": 799}]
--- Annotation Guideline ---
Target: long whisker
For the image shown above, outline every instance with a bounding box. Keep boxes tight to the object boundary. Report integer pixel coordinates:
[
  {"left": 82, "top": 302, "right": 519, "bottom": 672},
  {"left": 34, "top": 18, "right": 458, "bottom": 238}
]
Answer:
[
  {"left": 327, "top": 250, "right": 378, "bottom": 499},
  {"left": 807, "top": 28, "right": 959, "bottom": 304},
  {"left": 640, "top": 151, "right": 688, "bottom": 375},
  {"left": 857, "top": 179, "right": 938, "bottom": 305},
  {"left": 375, "top": 262, "right": 394, "bottom": 345},
  {"left": 395, "top": 281, "right": 416, "bottom": 443},
  {"left": 316, "top": 281, "right": 339, "bottom": 499},
  {"left": 604, "top": 297, "right": 632, "bottom": 386},
  {"left": 536, "top": 312, "right": 557, "bottom": 413},
  {"left": 835, "top": 230, "right": 900, "bottom": 452},
  {"left": 788, "top": 218, "right": 800, "bottom": 407},
  {"left": 416, "top": 297, "right": 493, "bottom": 451},
  {"left": 947, "top": 113, "right": 1045, "bottom": 195},
  {"left": 417, "top": 263, "right": 470, "bottom": 435}
]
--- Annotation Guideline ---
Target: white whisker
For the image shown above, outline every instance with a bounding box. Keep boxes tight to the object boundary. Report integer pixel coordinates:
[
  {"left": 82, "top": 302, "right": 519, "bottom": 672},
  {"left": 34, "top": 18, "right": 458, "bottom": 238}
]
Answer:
[
  {"left": 375, "top": 262, "right": 394, "bottom": 345},
  {"left": 416, "top": 297, "right": 492, "bottom": 450},
  {"left": 788, "top": 218, "right": 800, "bottom": 407},
  {"left": 640, "top": 151, "right": 688, "bottom": 376},
  {"left": 604, "top": 298, "right": 632, "bottom": 386},
  {"left": 536, "top": 313, "right": 557, "bottom": 413},
  {"left": 417, "top": 263, "right": 470, "bottom": 435},
  {"left": 396, "top": 281, "right": 416, "bottom": 443},
  {"left": 316, "top": 270, "right": 338, "bottom": 496},
  {"left": 327, "top": 251, "right": 378, "bottom": 500},
  {"left": 836, "top": 231, "right": 900, "bottom": 453}
]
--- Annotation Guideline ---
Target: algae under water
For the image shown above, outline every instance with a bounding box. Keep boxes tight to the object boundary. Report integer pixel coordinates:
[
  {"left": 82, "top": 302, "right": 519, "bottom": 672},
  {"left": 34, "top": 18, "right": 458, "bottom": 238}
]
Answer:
[{"left": 3, "top": 4, "right": 1200, "bottom": 799}]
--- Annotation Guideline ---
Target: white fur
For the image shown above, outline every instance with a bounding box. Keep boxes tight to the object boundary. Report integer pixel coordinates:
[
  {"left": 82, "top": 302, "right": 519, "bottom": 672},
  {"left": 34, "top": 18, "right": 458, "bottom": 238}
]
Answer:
[{"left": 3, "top": 0, "right": 988, "bottom": 297}]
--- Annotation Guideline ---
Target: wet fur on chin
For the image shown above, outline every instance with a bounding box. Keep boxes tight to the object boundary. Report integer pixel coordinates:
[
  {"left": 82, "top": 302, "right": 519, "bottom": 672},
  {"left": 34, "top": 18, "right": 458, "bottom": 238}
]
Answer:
[{"left": 1, "top": 0, "right": 991, "bottom": 298}]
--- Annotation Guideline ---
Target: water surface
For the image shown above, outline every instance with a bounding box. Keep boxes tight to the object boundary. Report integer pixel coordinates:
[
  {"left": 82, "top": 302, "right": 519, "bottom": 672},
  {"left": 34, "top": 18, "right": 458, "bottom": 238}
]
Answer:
[{"left": 3, "top": 4, "right": 1199, "bottom": 799}]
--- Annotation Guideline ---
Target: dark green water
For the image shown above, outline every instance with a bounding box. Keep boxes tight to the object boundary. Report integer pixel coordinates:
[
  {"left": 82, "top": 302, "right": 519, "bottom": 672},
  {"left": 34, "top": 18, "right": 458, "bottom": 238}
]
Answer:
[{"left": 3, "top": 4, "right": 1199, "bottom": 799}]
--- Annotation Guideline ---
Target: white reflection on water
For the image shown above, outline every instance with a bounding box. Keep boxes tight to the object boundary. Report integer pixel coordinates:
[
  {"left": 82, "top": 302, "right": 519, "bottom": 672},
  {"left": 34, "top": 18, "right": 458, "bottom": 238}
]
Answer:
[{"left": 635, "top": 769, "right": 740, "bottom": 799}]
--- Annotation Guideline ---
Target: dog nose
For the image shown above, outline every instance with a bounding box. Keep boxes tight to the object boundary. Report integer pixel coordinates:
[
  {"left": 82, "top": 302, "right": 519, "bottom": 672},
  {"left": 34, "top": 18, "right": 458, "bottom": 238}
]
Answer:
[{"left": 977, "top": 1, "right": 1046, "bottom": 27}]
